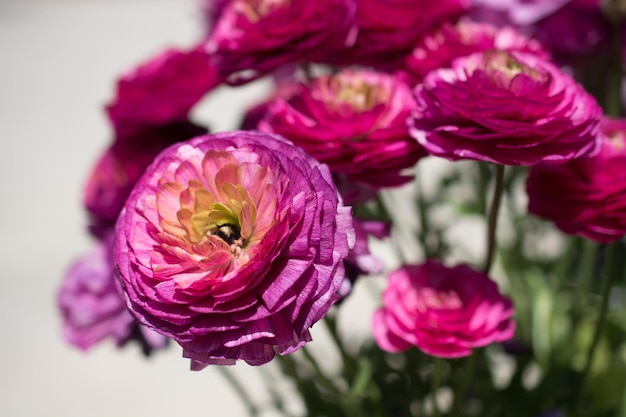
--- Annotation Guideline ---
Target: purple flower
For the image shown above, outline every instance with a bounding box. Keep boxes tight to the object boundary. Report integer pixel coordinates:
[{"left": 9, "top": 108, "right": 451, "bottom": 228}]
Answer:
[
  {"left": 114, "top": 131, "right": 354, "bottom": 367},
  {"left": 107, "top": 46, "right": 221, "bottom": 135},
  {"left": 58, "top": 234, "right": 168, "bottom": 354},
  {"left": 400, "top": 19, "right": 548, "bottom": 84},
  {"left": 373, "top": 261, "right": 515, "bottom": 358},
  {"left": 527, "top": 118, "right": 626, "bottom": 243},
  {"left": 259, "top": 68, "right": 428, "bottom": 188},
  {"left": 343, "top": 0, "right": 469, "bottom": 67},
  {"left": 207, "top": 0, "right": 357, "bottom": 84},
  {"left": 408, "top": 50, "right": 602, "bottom": 165}
]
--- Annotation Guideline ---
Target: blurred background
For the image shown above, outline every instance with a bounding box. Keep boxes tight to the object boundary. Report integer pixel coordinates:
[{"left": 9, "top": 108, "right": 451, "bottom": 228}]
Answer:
[{"left": 0, "top": 0, "right": 303, "bottom": 415}]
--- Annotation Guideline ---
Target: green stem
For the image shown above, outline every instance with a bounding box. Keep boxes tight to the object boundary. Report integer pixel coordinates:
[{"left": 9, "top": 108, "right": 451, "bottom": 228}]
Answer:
[
  {"left": 323, "top": 314, "right": 356, "bottom": 382},
  {"left": 574, "top": 242, "right": 620, "bottom": 415},
  {"left": 431, "top": 358, "right": 445, "bottom": 417},
  {"left": 483, "top": 164, "right": 506, "bottom": 274},
  {"left": 415, "top": 164, "right": 432, "bottom": 258},
  {"left": 453, "top": 350, "right": 477, "bottom": 415},
  {"left": 217, "top": 367, "right": 259, "bottom": 416}
]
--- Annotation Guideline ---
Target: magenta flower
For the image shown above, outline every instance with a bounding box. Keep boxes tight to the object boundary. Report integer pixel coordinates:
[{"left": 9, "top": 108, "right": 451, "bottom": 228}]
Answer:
[
  {"left": 84, "top": 121, "right": 207, "bottom": 236},
  {"left": 259, "top": 69, "right": 428, "bottom": 188},
  {"left": 373, "top": 261, "right": 515, "bottom": 358},
  {"left": 106, "top": 46, "right": 221, "bottom": 134},
  {"left": 207, "top": 0, "right": 357, "bottom": 84},
  {"left": 115, "top": 131, "right": 354, "bottom": 367},
  {"left": 344, "top": 0, "right": 468, "bottom": 67},
  {"left": 400, "top": 19, "right": 548, "bottom": 84},
  {"left": 58, "top": 234, "right": 168, "bottom": 354},
  {"left": 409, "top": 50, "right": 602, "bottom": 165},
  {"left": 527, "top": 118, "right": 626, "bottom": 243}
]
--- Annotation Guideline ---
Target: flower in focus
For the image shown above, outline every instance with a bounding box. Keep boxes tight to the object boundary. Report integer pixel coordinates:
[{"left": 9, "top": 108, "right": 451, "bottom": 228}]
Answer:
[
  {"left": 344, "top": 0, "right": 468, "bottom": 67},
  {"left": 107, "top": 46, "right": 221, "bottom": 135},
  {"left": 408, "top": 50, "right": 602, "bottom": 165},
  {"left": 115, "top": 131, "right": 354, "bottom": 367},
  {"left": 84, "top": 121, "right": 208, "bottom": 236},
  {"left": 527, "top": 117, "right": 626, "bottom": 243},
  {"left": 58, "top": 233, "right": 168, "bottom": 354},
  {"left": 207, "top": 0, "right": 357, "bottom": 84},
  {"left": 400, "top": 19, "right": 548, "bottom": 84},
  {"left": 259, "top": 68, "right": 428, "bottom": 188},
  {"left": 373, "top": 261, "right": 515, "bottom": 358}
]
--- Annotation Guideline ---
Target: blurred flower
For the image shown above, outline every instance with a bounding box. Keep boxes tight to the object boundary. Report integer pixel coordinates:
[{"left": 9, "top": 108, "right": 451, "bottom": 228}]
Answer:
[
  {"left": 527, "top": 118, "right": 626, "bottom": 243},
  {"left": 84, "top": 121, "right": 208, "bottom": 236},
  {"left": 344, "top": 0, "right": 468, "bottom": 67},
  {"left": 259, "top": 68, "right": 427, "bottom": 188},
  {"left": 408, "top": 50, "right": 602, "bottom": 165},
  {"left": 107, "top": 46, "right": 221, "bottom": 135},
  {"left": 400, "top": 19, "right": 548, "bottom": 85},
  {"left": 58, "top": 233, "right": 168, "bottom": 354},
  {"left": 115, "top": 131, "right": 354, "bottom": 367},
  {"left": 207, "top": 0, "right": 357, "bottom": 84},
  {"left": 373, "top": 261, "right": 515, "bottom": 358}
]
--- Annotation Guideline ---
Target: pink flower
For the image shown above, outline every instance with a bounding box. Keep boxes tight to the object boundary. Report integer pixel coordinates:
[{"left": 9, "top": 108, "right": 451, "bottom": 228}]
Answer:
[
  {"left": 114, "top": 131, "right": 354, "bottom": 367},
  {"left": 527, "top": 118, "right": 626, "bottom": 243},
  {"left": 373, "top": 261, "right": 515, "bottom": 358},
  {"left": 400, "top": 19, "right": 548, "bottom": 84},
  {"left": 106, "top": 46, "right": 221, "bottom": 134},
  {"left": 58, "top": 234, "right": 168, "bottom": 354},
  {"left": 259, "top": 69, "right": 428, "bottom": 188},
  {"left": 84, "top": 121, "right": 208, "bottom": 236},
  {"left": 207, "top": 0, "right": 357, "bottom": 84},
  {"left": 344, "top": 0, "right": 468, "bottom": 67},
  {"left": 408, "top": 50, "right": 602, "bottom": 165}
]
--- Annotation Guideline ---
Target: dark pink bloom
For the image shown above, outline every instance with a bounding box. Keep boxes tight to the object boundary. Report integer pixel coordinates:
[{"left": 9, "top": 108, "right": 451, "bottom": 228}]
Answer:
[
  {"left": 409, "top": 50, "right": 602, "bottom": 165},
  {"left": 400, "top": 19, "right": 548, "bottom": 84},
  {"left": 345, "top": 0, "right": 469, "bottom": 67},
  {"left": 107, "top": 46, "right": 221, "bottom": 134},
  {"left": 84, "top": 121, "right": 207, "bottom": 236},
  {"left": 115, "top": 131, "right": 354, "bottom": 367},
  {"left": 207, "top": 0, "right": 357, "bottom": 84},
  {"left": 373, "top": 261, "right": 515, "bottom": 358},
  {"left": 527, "top": 118, "right": 626, "bottom": 243},
  {"left": 259, "top": 69, "right": 428, "bottom": 188},
  {"left": 58, "top": 234, "right": 168, "bottom": 354}
]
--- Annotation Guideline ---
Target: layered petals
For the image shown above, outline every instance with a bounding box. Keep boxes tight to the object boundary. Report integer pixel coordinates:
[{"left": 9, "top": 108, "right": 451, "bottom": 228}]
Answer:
[
  {"left": 373, "top": 261, "right": 515, "bottom": 358},
  {"left": 408, "top": 50, "right": 602, "bottom": 165},
  {"left": 527, "top": 118, "right": 626, "bottom": 243},
  {"left": 115, "top": 131, "right": 354, "bottom": 367}
]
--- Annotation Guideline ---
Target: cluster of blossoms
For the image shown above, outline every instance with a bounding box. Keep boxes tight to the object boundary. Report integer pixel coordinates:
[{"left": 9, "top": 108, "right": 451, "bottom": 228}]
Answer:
[{"left": 59, "top": 0, "right": 626, "bottom": 372}]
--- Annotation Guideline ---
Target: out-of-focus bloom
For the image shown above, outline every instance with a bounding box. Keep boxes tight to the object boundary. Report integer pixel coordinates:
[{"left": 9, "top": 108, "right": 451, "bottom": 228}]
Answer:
[
  {"left": 408, "top": 50, "right": 602, "bottom": 165},
  {"left": 107, "top": 46, "right": 221, "bottom": 134},
  {"left": 84, "top": 121, "right": 208, "bottom": 236},
  {"left": 206, "top": 0, "right": 357, "bottom": 84},
  {"left": 115, "top": 131, "right": 354, "bottom": 367},
  {"left": 345, "top": 0, "right": 468, "bottom": 67},
  {"left": 200, "top": 0, "right": 232, "bottom": 35},
  {"left": 470, "top": 0, "right": 607, "bottom": 61},
  {"left": 400, "top": 19, "right": 548, "bottom": 84},
  {"left": 58, "top": 234, "right": 168, "bottom": 354},
  {"left": 373, "top": 261, "right": 515, "bottom": 358},
  {"left": 527, "top": 118, "right": 626, "bottom": 243},
  {"left": 343, "top": 220, "right": 389, "bottom": 281},
  {"left": 259, "top": 69, "right": 428, "bottom": 188}
]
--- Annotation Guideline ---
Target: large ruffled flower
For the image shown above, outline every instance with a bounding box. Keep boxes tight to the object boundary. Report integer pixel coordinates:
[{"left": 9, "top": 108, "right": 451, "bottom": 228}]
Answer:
[
  {"left": 400, "top": 19, "right": 548, "bottom": 84},
  {"left": 259, "top": 69, "right": 428, "bottom": 188},
  {"left": 408, "top": 50, "right": 602, "bottom": 165},
  {"left": 373, "top": 261, "right": 515, "bottom": 358},
  {"left": 206, "top": 0, "right": 357, "bottom": 84},
  {"left": 344, "top": 0, "right": 468, "bottom": 67},
  {"left": 58, "top": 234, "right": 168, "bottom": 354},
  {"left": 107, "top": 46, "right": 221, "bottom": 135},
  {"left": 115, "top": 131, "right": 354, "bottom": 367},
  {"left": 527, "top": 118, "right": 626, "bottom": 243}
]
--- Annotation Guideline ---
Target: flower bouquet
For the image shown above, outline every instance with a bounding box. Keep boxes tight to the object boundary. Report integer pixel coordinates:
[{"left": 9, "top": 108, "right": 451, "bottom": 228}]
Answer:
[{"left": 58, "top": 0, "right": 626, "bottom": 416}]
